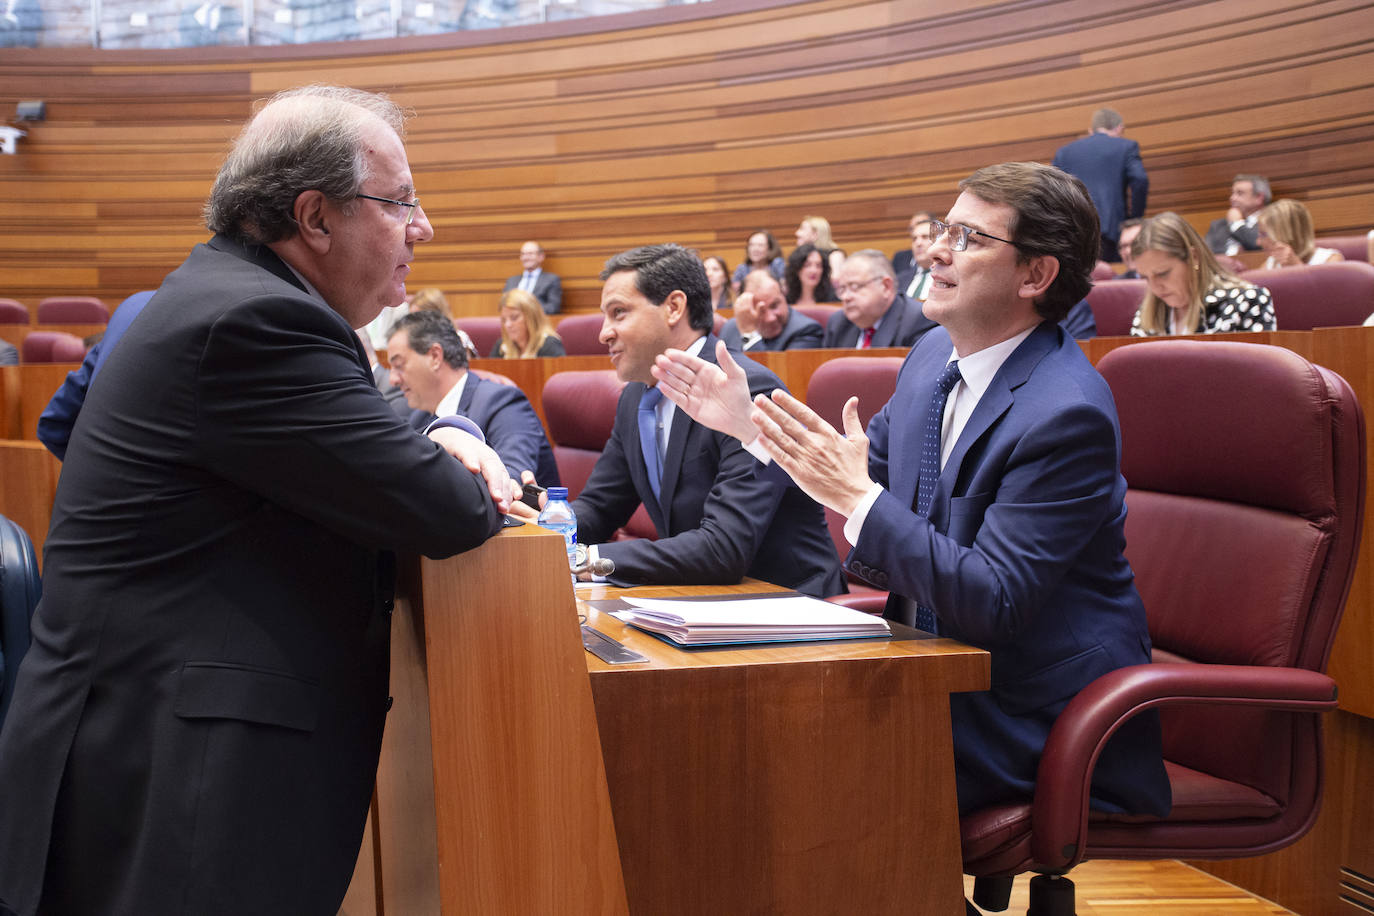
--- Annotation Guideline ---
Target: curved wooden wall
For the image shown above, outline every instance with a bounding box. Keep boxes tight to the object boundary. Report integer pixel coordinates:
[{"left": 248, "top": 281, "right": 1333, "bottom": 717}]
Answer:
[{"left": 1, "top": 0, "right": 1372, "bottom": 316}]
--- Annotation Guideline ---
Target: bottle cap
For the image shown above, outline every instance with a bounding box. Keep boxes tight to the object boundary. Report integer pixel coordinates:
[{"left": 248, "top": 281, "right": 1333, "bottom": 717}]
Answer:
[{"left": 547, "top": 487, "right": 569, "bottom": 500}]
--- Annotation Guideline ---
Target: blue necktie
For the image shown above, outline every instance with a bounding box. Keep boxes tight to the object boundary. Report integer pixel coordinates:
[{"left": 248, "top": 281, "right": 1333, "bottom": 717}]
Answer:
[
  {"left": 913, "top": 360, "right": 962, "bottom": 634},
  {"left": 638, "top": 386, "right": 664, "bottom": 501}
]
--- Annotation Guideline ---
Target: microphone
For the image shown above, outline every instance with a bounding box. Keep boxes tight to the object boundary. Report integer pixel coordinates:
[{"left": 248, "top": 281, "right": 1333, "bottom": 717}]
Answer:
[{"left": 572, "top": 544, "right": 615, "bottom": 577}]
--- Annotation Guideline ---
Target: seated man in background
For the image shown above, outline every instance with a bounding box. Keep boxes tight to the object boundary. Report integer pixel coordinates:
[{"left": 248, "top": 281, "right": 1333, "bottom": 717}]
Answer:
[
  {"left": 387, "top": 309, "right": 559, "bottom": 486},
  {"left": 503, "top": 241, "right": 563, "bottom": 314},
  {"left": 568, "top": 243, "right": 842, "bottom": 597},
  {"left": 895, "top": 212, "right": 936, "bottom": 300},
  {"left": 822, "top": 249, "right": 936, "bottom": 348},
  {"left": 654, "top": 162, "right": 1169, "bottom": 831},
  {"left": 1115, "top": 218, "right": 1144, "bottom": 278},
  {"left": 719, "top": 270, "right": 823, "bottom": 351},
  {"left": 1204, "top": 174, "right": 1270, "bottom": 255}
]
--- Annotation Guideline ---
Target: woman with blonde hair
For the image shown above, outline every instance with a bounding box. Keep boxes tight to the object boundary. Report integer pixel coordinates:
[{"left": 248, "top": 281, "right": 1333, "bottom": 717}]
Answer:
[
  {"left": 795, "top": 215, "right": 846, "bottom": 276},
  {"left": 1130, "top": 212, "right": 1275, "bottom": 336},
  {"left": 492, "top": 288, "right": 566, "bottom": 358},
  {"left": 1258, "top": 199, "right": 1345, "bottom": 269},
  {"left": 408, "top": 287, "right": 453, "bottom": 317}
]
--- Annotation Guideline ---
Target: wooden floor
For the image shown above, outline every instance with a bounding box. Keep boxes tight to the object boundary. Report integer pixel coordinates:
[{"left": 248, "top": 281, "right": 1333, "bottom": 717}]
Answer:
[{"left": 964, "top": 860, "right": 1294, "bottom": 914}]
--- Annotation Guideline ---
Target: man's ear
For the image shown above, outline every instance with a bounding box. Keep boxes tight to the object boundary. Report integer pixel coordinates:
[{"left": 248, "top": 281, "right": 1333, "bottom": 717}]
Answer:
[
  {"left": 294, "top": 190, "right": 332, "bottom": 254},
  {"left": 427, "top": 342, "right": 445, "bottom": 370},
  {"left": 662, "top": 289, "right": 689, "bottom": 327},
  {"left": 1018, "top": 254, "right": 1060, "bottom": 301}
]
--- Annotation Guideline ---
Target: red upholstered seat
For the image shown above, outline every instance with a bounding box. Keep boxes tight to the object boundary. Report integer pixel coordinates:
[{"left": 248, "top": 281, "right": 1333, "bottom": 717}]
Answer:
[
  {"left": 1242, "top": 261, "right": 1374, "bottom": 330},
  {"left": 36, "top": 296, "right": 108, "bottom": 324},
  {"left": 1314, "top": 232, "right": 1371, "bottom": 263},
  {"left": 21, "top": 330, "right": 86, "bottom": 363},
  {"left": 1083, "top": 279, "right": 1145, "bottom": 337},
  {"left": 554, "top": 313, "right": 608, "bottom": 356},
  {"left": 0, "top": 299, "right": 29, "bottom": 324},
  {"left": 793, "top": 303, "right": 839, "bottom": 327},
  {"left": 455, "top": 316, "right": 502, "bottom": 358},
  {"left": 805, "top": 356, "right": 904, "bottom": 613},
  {"left": 541, "top": 369, "right": 654, "bottom": 539},
  {"left": 961, "top": 340, "right": 1364, "bottom": 914},
  {"left": 1091, "top": 260, "right": 1117, "bottom": 281}
]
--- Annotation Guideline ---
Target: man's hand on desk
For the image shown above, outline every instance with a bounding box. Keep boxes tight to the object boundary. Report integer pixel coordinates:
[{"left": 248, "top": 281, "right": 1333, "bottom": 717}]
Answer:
[
  {"left": 653, "top": 340, "right": 760, "bottom": 445},
  {"left": 428, "top": 426, "right": 514, "bottom": 514}
]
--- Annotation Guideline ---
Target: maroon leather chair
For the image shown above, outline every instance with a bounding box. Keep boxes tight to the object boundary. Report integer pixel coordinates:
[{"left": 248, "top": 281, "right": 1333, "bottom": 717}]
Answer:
[
  {"left": 555, "top": 313, "right": 608, "bottom": 356},
  {"left": 962, "top": 340, "right": 1364, "bottom": 915},
  {"left": 0, "top": 299, "right": 29, "bottom": 324},
  {"left": 793, "top": 303, "right": 839, "bottom": 328},
  {"left": 36, "top": 296, "right": 108, "bottom": 324},
  {"left": 1091, "top": 260, "right": 1117, "bottom": 281},
  {"left": 20, "top": 331, "right": 86, "bottom": 363},
  {"left": 455, "top": 316, "right": 502, "bottom": 358},
  {"left": 1315, "top": 232, "right": 1371, "bottom": 263},
  {"left": 805, "top": 356, "right": 905, "bottom": 613},
  {"left": 1242, "top": 261, "right": 1374, "bottom": 330},
  {"left": 541, "top": 369, "right": 655, "bottom": 539},
  {"left": 1083, "top": 279, "right": 1145, "bottom": 337}
]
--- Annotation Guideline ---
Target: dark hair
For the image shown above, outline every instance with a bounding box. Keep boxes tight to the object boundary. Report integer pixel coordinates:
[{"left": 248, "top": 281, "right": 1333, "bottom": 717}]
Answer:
[
  {"left": 1118, "top": 217, "right": 1144, "bottom": 233},
  {"left": 958, "top": 162, "right": 1099, "bottom": 322},
  {"left": 702, "top": 255, "right": 735, "bottom": 307},
  {"left": 784, "top": 243, "right": 836, "bottom": 304},
  {"left": 599, "top": 244, "right": 714, "bottom": 332},
  {"left": 387, "top": 309, "right": 469, "bottom": 370},
  {"left": 744, "top": 230, "right": 783, "bottom": 267},
  {"left": 206, "top": 85, "right": 406, "bottom": 244}
]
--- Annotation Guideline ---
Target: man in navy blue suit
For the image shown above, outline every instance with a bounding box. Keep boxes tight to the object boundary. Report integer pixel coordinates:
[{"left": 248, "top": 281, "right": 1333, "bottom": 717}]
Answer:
[
  {"left": 386, "top": 309, "right": 560, "bottom": 486},
  {"left": 654, "top": 162, "right": 1170, "bottom": 822},
  {"left": 571, "top": 244, "right": 842, "bottom": 597},
  {"left": 1053, "top": 108, "right": 1149, "bottom": 263}
]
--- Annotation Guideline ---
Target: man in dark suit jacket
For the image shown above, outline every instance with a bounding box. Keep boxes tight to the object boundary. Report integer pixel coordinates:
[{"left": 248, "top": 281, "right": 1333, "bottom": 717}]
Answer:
[
  {"left": 502, "top": 240, "right": 563, "bottom": 314},
  {"left": 1203, "top": 174, "right": 1270, "bottom": 255},
  {"left": 0, "top": 86, "right": 512, "bottom": 916},
  {"left": 895, "top": 213, "right": 937, "bottom": 301},
  {"left": 572, "top": 244, "right": 842, "bottom": 597},
  {"left": 655, "top": 163, "right": 1169, "bottom": 830},
  {"left": 891, "top": 210, "right": 934, "bottom": 278},
  {"left": 823, "top": 249, "right": 937, "bottom": 349},
  {"left": 718, "top": 270, "right": 823, "bottom": 351},
  {"left": 387, "top": 309, "right": 560, "bottom": 486},
  {"left": 1052, "top": 108, "right": 1148, "bottom": 263}
]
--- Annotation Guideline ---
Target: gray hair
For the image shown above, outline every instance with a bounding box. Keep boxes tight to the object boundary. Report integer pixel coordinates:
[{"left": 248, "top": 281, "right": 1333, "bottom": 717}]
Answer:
[
  {"left": 1234, "top": 174, "right": 1272, "bottom": 204},
  {"left": 842, "top": 249, "right": 897, "bottom": 281},
  {"left": 204, "top": 85, "right": 407, "bottom": 244},
  {"left": 1090, "top": 108, "right": 1124, "bottom": 131}
]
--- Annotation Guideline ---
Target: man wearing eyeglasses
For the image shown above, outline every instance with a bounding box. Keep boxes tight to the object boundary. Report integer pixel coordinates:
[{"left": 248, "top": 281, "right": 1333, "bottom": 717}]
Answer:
[
  {"left": 0, "top": 86, "right": 515, "bottom": 916},
  {"left": 652, "top": 162, "right": 1170, "bottom": 848},
  {"left": 821, "top": 249, "right": 937, "bottom": 349}
]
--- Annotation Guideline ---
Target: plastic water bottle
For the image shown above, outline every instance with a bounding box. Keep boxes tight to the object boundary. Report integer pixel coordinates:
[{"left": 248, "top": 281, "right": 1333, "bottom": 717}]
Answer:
[{"left": 536, "top": 487, "right": 578, "bottom": 577}]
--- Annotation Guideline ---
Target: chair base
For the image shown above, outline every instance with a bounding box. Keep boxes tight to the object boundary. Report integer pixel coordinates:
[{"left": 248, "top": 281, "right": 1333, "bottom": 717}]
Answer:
[
  {"left": 1027, "top": 874, "right": 1076, "bottom": 916},
  {"left": 972, "top": 876, "right": 1013, "bottom": 911}
]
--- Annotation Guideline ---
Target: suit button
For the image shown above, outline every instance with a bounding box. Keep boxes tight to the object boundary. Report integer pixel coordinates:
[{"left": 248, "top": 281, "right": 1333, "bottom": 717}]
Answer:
[
  {"left": 382, "top": 598, "right": 394, "bottom": 615},
  {"left": 386, "top": 696, "right": 394, "bottom": 712}
]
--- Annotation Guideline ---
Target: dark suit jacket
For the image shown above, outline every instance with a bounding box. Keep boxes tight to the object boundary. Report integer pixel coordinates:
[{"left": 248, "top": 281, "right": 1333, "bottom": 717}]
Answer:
[
  {"left": 1059, "top": 298, "right": 1098, "bottom": 340},
  {"left": 0, "top": 236, "right": 502, "bottom": 916},
  {"left": 573, "top": 337, "right": 843, "bottom": 598},
  {"left": 1204, "top": 216, "right": 1261, "bottom": 253},
  {"left": 848, "top": 322, "right": 1169, "bottom": 817},
  {"left": 502, "top": 270, "right": 563, "bottom": 314},
  {"left": 488, "top": 336, "right": 566, "bottom": 359},
  {"left": 1052, "top": 132, "right": 1148, "bottom": 244},
  {"left": 718, "top": 308, "right": 823, "bottom": 351},
  {"left": 822, "top": 292, "right": 937, "bottom": 349},
  {"left": 407, "top": 372, "right": 560, "bottom": 486},
  {"left": 891, "top": 249, "right": 914, "bottom": 275}
]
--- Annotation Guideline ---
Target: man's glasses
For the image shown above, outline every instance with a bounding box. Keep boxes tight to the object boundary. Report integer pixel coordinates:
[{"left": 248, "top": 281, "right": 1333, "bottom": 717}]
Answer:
[
  {"left": 356, "top": 193, "right": 421, "bottom": 226},
  {"left": 834, "top": 276, "right": 883, "bottom": 296},
  {"left": 928, "top": 218, "right": 1018, "bottom": 252}
]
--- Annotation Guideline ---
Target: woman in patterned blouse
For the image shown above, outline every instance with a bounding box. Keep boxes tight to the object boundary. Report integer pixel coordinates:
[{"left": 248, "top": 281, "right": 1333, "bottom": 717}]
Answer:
[{"left": 1129, "top": 212, "right": 1275, "bottom": 336}]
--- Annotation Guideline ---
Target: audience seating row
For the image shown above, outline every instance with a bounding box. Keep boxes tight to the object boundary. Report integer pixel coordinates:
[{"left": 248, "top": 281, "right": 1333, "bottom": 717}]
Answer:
[
  {"left": 21, "top": 332, "right": 87, "bottom": 364},
  {"left": 0, "top": 298, "right": 111, "bottom": 326},
  {"left": 458, "top": 311, "right": 730, "bottom": 360}
]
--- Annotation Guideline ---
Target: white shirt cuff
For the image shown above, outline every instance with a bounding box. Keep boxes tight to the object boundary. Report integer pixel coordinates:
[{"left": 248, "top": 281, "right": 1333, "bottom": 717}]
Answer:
[
  {"left": 742, "top": 435, "right": 773, "bottom": 465},
  {"left": 587, "top": 543, "right": 609, "bottom": 583},
  {"left": 843, "top": 483, "right": 885, "bottom": 547}
]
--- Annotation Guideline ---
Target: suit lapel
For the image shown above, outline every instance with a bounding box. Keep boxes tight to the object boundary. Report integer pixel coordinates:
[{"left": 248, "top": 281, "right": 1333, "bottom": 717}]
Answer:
[
  {"left": 457, "top": 374, "right": 479, "bottom": 416},
  {"left": 891, "top": 336, "right": 952, "bottom": 504},
  {"left": 655, "top": 335, "right": 717, "bottom": 531}
]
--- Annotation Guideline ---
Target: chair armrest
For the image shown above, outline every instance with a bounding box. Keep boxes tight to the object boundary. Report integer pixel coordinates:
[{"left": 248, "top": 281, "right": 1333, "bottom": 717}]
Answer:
[{"left": 1029, "top": 662, "right": 1337, "bottom": 870}]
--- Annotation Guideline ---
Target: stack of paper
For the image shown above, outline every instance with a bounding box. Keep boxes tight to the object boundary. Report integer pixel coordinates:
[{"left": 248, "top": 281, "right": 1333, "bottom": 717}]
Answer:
[{"left": 611, "top": 595, "right": 890, "bottom": 646}]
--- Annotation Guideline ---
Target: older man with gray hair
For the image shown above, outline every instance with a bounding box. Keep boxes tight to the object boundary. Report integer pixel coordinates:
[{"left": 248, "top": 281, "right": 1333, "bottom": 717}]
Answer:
[{"left": 0, "top": 86, "right": 511, "bottom": 916}]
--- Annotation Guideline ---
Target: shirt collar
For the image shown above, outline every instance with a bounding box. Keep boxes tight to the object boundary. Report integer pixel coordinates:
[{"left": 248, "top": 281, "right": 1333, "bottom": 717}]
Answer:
[
  {"left": 434, "top": 371, "right": 470, "bottom": 418},
  {"left": 949, "top": 325, "right": 1036, "bottom": 400}
]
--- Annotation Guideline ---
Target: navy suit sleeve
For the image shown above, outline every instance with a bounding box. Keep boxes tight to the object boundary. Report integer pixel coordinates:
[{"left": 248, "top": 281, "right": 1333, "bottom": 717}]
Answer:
[
  {"left": 1125, "top": 140, "right": 1148, "bottom": 219},
  {"left": 787, "top": 319, "right": 824, "bottom": 349},
  {"left": 37, "top": 344, "right": 102, "bottom": 460},
  {"left": 474, "top": 384, "right": 554, "bottom": 480}
]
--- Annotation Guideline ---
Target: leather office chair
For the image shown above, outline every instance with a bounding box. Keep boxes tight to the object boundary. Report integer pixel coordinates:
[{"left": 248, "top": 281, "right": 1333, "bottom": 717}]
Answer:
[
  {"left": 1091, "top": 260, "right": 1117, "bottom": 281},
  {"left": 554, "top": 314, "right": 608, "bottom": 356},
  {"left": 1242, "top": 262, "right": 1374, "bottom": 330},
  {"left": 792, "top": 303, "right": 839, "bottom": 328},
  {"left": 0, "top": 514, "right": 42, "bottom": 730},
  {"left": 541, "top": 369, "right": 655, "bottom": 539},
  {"left": 1313, "top": 233, "right": 1371, "bottom": 264},
  {"left": 1083, "top": 279, "right": 1145, "bottom": 337},
  {"left": 805, "top": 356, "right": 904, "bottom": 613},
  {"left": 36, "top": 296, "right": 109, "bottom": 324},
  {"left": 20, "top": 330, "right": 85, "bottom": 363},
  {"left": 961, "top": 340, "right": 1364, "bottom": 915},
  {"left": 455, "top": 316, "right": 502, "bottom": 358},
  {"left": 0, "top": 299, "right": 29, "bottom": 324}
]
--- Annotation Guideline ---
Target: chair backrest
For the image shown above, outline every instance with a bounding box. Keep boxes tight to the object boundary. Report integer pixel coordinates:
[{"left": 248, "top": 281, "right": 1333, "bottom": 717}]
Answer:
[
  {"left": 806, "top": 357, "right": 905, "bottom": 577},
  {"left": 455, "top": 316, "right": 503, "bottom": 358},
  {"left": 1314, "top": 233, "right": 1371, "bottom": 263},
  {"left": 0, "top": 514, "right": 42, "bottom": 729},
  {"left": 20, "top": 330, "right": 85, "bottom": 363},
  {"left": 1084, "top": 279, "right": 1145, "bottom": 337},
  {"left": 543, "top": 370, "right": 625, "bottom": 499},
  {"left": 1099, "top": 340, "right": 1364, "bottom": 804},
  {"left": 470, "top": 368, "right": 517, "bottom": 387},
  {"left": 793, "top": 303, "right": 840, "bottom": 327},
  {"left": 1091, "top": 260, "right": 1117, "bottom": 281},
  {"left": 1241, "top": 261, "right": 1374, "bottom": 330},
  {"left": 555, "top": 314, "right": 608, "bottom": 356},
  {"left": 0, "top": 299, "right": 29, "bottom": 324},
  {"left": 36, "top": 296, "right": 109, "bottom": 324}
]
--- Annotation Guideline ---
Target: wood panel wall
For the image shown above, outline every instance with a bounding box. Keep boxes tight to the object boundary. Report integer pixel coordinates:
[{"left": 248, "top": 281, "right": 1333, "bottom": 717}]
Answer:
[{"left": 1, "top": 0, "right": 1371, "bottom": 317}]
